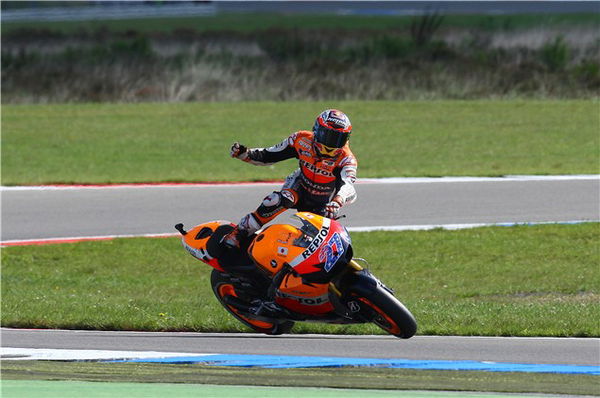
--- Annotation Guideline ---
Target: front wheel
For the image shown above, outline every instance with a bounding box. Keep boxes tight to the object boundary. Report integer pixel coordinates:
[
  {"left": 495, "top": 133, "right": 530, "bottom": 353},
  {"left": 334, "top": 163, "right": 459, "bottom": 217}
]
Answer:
[
  {"left": 354, "top": 287, "right": 417, "bottom": 339},
  {"left": 210, "top": 269, "right": 294, "bottom": 335}
]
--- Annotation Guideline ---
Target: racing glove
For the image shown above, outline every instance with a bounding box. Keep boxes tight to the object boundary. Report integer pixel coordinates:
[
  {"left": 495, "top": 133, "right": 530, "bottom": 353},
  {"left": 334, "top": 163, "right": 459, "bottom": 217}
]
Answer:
[
  {"left": 324, "top": 199, "right": 342, "bottom": 219},
  {"left": 230, "top": 142, "right": 248, "bottom": 160}
]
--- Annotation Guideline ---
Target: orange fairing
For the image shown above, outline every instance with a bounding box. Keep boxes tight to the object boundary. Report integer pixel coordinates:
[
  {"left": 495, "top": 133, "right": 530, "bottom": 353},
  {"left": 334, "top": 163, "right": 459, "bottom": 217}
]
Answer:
[
  {"left": 248, "top": 223, "right": 305, "bottom": 277},
  {"left": 249, "top": 211, "right": 351, "bottom": 279},
  {"left": 294, "top": 211, "right": 326, "bottom": 230},
  {"left": 275, "top": 273, "right": 334, "bottom": 314},
  {"left": 181, "top": 221, "right": 234, "bottom": 272},
  {"left": 248, "top": 212, "right": 329, "bottom": 277}
]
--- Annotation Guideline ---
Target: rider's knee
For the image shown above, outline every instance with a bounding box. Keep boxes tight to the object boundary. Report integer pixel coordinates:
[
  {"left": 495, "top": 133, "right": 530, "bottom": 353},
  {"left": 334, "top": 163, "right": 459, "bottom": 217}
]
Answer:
[
  {"left": 261, "top": 192, "right": 281, "bottom": 208},
  {"left": 261, "top": 190, "right": 298, "bottom": 210}
]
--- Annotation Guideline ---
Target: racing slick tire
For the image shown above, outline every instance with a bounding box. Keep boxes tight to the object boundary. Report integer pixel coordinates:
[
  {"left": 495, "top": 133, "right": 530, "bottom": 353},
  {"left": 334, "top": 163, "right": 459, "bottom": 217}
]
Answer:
[
  {"left": 355, "top": 286, "right": 417, "bottom": 339},
  {"left": 210, "top": 269, "right": 295, "bottom": 335}
]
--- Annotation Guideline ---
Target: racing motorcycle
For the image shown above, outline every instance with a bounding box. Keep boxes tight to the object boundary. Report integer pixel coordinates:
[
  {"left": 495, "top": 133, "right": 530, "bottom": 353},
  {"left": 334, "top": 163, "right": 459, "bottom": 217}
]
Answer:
[{"left": 175, "top": 212, "right": 417, "bottom": 338}]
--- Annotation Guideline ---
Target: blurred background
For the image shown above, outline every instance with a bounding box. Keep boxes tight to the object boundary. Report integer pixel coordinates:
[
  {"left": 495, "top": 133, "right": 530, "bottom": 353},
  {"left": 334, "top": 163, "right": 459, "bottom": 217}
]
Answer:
[{"left": 2, "top": 0, "right": 599, "bottom": 103}]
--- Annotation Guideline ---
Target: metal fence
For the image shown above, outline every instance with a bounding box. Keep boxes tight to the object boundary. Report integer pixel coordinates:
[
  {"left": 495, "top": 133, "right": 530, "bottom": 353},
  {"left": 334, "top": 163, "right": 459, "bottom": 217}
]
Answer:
[{"left": 1, "top": 2, "right": 216, "bottom": 22}]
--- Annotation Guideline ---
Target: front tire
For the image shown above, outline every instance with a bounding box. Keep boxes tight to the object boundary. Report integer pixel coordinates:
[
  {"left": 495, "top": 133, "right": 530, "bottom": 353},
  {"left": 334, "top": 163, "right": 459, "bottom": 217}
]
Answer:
[
  {"left": 355, "top": 287, "right": 417, "bottom": 339},
  {"left": 210, "top": 269, "right": 294, "bottom": 335}
]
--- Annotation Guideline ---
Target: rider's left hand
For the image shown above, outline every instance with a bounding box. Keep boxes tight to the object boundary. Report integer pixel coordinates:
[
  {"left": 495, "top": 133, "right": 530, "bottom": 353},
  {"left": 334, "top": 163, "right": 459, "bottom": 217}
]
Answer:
[{"left": 230, "top": 142, "right": 248, "bottom": 159}]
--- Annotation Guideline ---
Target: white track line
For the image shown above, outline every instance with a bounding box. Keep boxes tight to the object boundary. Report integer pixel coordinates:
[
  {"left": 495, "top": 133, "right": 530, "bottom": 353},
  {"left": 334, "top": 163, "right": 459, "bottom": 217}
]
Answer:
[
  {"left": 1, "top": 175, "right": 598, "bottom": 191},
  {"left": 2, "top": 220, "right": 597, "bottom": 247},
  {"left": 359, "top": 175, "right": 600, "bottom": 184},
  {"left": 346, "top": 220, "right": 598, "bottom": 232},
  {"left": 1, "top": 347, "right": 211, "bottom": 361}
]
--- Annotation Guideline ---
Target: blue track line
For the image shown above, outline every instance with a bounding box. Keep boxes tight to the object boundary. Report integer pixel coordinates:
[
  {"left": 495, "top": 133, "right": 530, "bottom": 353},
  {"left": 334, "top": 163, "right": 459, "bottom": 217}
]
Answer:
[{"left": 113, "top": 354, "right": 600, "bottom": 375}]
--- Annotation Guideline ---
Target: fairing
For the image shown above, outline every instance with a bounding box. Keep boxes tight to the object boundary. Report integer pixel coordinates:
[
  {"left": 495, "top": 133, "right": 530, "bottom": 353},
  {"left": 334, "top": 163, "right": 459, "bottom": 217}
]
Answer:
[
  {"left": 249, "top": 212, "right": 353, "bottom": 282},
  {"left": 181, "top": 220, "right": 236, "bottom": 272}
]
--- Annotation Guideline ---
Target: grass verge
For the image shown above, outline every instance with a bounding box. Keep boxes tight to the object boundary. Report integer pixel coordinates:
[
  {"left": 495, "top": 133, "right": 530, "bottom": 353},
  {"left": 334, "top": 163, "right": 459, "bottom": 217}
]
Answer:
[
  {"left": 2, "top": 361, "right": 598, "bottom": 396},
  {"left": 2, "top": 101, "right": 598, "bottom": 185},
  {"left": 2, "top": 224, "right": 598, "bottom": 336},
  {"left": 3, "top": 13, "right": 599, "bottom": 34}
]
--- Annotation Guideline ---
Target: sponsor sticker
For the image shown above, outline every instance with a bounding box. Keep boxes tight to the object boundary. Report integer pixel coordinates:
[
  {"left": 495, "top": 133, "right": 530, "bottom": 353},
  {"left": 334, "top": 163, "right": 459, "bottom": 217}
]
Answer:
[
  {"left": 319, "top": 232, "right": 344, "bottom": 272},
  {"left": 281, "top": 190, "right": 296, "bottom": 203},
  {"left": 275, "top": 290, "right": 329, "bottom": 306},
  {"left": 183, "top": 241, "right": 212, "bottom": 262},
  {"left": 300, "top": 160, "right": 334, "bottom": 177},
  {"left": 298, "top": 138, "right": 312, "bottom": 150},
  {"left": 289, "top": 218, "right": 331, "bottom": 267}
]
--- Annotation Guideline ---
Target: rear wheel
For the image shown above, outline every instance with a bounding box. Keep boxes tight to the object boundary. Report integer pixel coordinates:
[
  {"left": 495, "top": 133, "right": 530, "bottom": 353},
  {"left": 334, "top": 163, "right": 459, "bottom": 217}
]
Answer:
[
  {"left": 355, "top": 287, "right": 417, "bottom": 339},
  {"left": 210, "top": 269, "right": 294, "bottom": 335}
]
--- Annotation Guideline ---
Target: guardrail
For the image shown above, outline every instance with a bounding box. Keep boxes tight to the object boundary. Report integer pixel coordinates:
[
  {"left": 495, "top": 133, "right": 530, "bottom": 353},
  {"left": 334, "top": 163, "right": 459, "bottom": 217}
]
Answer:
[{"left": 1, "top": 3, "right": 216, "bottom": 22}]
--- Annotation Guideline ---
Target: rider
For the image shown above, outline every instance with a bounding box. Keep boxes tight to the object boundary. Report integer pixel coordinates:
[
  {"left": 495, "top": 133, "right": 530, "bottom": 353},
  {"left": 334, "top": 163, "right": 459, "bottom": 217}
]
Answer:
[{"left": 223, "top": 109, "right": 358, "bottom": 247}]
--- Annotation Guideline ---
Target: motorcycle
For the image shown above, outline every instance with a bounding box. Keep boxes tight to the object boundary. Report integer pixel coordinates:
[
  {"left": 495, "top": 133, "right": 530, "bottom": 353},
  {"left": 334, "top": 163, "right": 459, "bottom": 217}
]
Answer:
[{"left": 175, "top": 212, "right": 417, "bottom": 338}]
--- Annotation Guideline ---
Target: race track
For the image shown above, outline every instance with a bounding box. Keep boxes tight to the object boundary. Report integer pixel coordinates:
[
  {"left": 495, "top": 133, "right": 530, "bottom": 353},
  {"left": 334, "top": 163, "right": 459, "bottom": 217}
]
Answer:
[
  {"left": 2, "top": 176, "right": 598, "bottom": 241},
  {"left": 2, "top": 329, "right": 599, "bottom": 366},
  {"left": 2, "top": 176, "right": 599, "bottom": 367}
]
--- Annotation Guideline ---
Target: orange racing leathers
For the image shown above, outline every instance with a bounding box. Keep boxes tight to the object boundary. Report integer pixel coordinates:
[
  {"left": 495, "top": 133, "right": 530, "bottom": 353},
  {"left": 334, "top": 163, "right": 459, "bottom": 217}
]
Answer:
[{"left": 238, "top": 130, "right": 357, "bottom": 232}]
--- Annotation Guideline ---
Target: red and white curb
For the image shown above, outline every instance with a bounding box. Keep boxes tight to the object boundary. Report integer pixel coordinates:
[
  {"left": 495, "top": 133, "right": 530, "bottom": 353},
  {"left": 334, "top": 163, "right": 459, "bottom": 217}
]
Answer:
[{"left": 1, "top": 233, "right": 179, "bottom": 247}]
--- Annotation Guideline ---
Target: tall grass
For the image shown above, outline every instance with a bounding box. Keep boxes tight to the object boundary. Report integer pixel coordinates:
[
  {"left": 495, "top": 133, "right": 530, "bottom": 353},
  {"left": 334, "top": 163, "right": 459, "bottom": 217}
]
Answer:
[{"left": 2, "top": 17, "right": 599, "bottom": 103}]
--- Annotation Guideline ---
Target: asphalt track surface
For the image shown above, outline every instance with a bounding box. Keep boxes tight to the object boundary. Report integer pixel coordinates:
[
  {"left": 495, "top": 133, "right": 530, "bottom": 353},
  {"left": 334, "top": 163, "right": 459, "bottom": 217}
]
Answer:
[
  {"left": 2, "top": 177, "right": 599, "bottom": 368},
  {"left": 2, "top": 177, "right": 599, "bottom": 241},
  {"left": 2, "top": 329, "right": 599, "bottom": 366}
]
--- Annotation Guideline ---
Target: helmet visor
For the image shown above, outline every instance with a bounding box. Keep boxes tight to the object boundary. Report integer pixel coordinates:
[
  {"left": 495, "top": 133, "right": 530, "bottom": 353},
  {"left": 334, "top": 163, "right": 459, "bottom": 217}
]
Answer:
[{"left": 314, "top": 125, "right": 350, "bottom": 148}]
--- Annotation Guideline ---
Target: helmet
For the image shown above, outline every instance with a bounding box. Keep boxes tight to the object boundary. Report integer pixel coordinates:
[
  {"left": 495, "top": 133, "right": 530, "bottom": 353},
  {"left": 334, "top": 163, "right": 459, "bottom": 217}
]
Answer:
[{"left": 312, "top": 109, "right": 352, "bottom": 157}]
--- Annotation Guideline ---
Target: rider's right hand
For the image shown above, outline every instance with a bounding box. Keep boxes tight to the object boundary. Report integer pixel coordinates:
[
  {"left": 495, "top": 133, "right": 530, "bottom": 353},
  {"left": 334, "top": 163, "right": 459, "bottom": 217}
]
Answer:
[{"left": 230, "top": 142, "right": 247, "bottom": 159}]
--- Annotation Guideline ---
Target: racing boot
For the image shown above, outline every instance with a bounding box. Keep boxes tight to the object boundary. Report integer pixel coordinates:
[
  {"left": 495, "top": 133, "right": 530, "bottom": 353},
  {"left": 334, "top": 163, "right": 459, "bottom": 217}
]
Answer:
[
  {"left": 222, "top": 190, "right": 297, "bottom": 248},
  {"left": 221, "top": 213, "right": 261, "bottom": 248},
  {"left": 249, "top": 299, "right": 290, "bottom": 318}
]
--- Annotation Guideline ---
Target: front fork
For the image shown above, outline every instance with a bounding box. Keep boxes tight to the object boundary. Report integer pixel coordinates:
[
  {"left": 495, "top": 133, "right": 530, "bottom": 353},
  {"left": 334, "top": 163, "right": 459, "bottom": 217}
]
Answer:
[
  {"left": 328, "top": 259, "right": 363, "bottom": 296},
  {"left": 328, "top": 259, "right": 395, "bottom": 321},
  {"left": 327, "top": 259, "right": 372, "bottom": 319}
]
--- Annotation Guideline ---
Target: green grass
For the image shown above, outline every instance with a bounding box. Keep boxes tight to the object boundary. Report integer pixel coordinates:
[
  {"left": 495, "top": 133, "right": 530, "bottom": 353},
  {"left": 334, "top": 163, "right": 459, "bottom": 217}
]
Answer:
[
  {"left": 2, "top": 223, "right": 598, "bottom": 336},
  {"left": 3, "top": 13, "right": 599, "bottom": 35},
  {"left": 2, "top": 101, "right": 598, "bottom": 185},
  {"left": 2, "top": 361, "right": 598, "bottom": 396}
]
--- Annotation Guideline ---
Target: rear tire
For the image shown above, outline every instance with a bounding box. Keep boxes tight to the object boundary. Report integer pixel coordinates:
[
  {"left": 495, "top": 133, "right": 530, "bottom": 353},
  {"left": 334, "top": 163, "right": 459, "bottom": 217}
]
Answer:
[
  {"left": 210, "top": 269, "right": 294, "bottom": 335},
  {"left": 355, "top": 287, "right": 417, "bottom": 339}
]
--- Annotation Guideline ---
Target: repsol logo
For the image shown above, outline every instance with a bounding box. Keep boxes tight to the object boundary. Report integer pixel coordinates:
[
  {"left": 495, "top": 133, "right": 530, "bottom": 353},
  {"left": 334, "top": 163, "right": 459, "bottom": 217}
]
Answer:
[
  {"left": 275, "top": 291, "right": 328, "bottom": 306},
  {"left": 301, "top": 160, "right": 334, "bottom": 177},
  {"left": 301, "top": 224, "right": 330, "bottom": 260}
]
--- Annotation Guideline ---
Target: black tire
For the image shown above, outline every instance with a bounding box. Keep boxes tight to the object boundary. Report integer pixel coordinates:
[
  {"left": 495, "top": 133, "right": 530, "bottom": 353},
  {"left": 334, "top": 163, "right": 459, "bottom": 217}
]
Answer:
[
  {"left": 210, "top": 269, "right": 294, "bottom": 335},
  {"left": 356, "top": 287, "right": 417, "bottom": 339}
]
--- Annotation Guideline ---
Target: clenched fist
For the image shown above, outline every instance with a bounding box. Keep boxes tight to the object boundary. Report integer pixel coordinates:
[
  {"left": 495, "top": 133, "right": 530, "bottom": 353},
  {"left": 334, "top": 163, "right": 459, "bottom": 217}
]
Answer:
[{"left": 230, "top": 142, "right": 248, "bottom": 159}]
